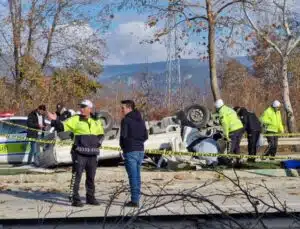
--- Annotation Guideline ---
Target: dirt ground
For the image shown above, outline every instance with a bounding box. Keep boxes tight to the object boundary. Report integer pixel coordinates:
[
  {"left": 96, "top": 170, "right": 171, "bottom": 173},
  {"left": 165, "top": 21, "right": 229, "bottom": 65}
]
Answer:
[{"left": 1, "top": 166, "right": 300, "bottom": 219}]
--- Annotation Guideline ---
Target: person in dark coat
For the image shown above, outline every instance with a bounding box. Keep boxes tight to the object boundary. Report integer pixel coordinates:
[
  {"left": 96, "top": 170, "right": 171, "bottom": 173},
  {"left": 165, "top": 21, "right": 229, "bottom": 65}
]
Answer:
[
  {"left": 120, "top": 100, "right": 148, "bottom": 208},
  {"left": 26, "top": 105, "right": 47, "bottom": 164},
  {"left": 55, "top": 103, "right": 72, "bottom": 121},
  {"left": 234, "top": 107, "right": 262, "bottom": 162}
]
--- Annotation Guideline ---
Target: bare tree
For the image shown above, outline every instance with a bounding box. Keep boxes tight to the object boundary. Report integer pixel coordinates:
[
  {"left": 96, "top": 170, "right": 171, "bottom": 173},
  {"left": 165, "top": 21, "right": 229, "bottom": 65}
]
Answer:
[
  {"left": 99, "top": 169, "right": 299, "bottom": 229},
  {"left": 243, "top": 0, "right": 300, "bottom": 133},
  {"left": 2, "top": 0, "right": 109, "bottom": 100},
  {"left": 111, "top": 0, "right": 249, "bottom": 101}
]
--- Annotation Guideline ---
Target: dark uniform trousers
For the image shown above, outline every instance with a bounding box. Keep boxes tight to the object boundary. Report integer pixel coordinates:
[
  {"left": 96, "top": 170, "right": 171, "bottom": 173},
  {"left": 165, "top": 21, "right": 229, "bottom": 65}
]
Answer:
[
  {"left": 69, "top": 149, "right": 97, "bottom": 202},
  {"left": 229, "top": 128, "right": 244, "bottom": 154},
  {"left": 248, "top": 131, "right": 260, "bottom": 156},
  {"left": 247, "top": 131, "right": 260, "bottom": 162},
  {"left": 264, "top": 131, "right": 278, "bottom": 157}
]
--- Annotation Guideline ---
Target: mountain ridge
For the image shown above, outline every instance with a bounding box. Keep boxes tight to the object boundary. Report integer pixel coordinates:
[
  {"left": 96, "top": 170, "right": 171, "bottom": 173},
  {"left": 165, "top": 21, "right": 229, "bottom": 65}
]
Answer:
[{"left": 100, "top": 57, "right": 253, "bottom": 89}]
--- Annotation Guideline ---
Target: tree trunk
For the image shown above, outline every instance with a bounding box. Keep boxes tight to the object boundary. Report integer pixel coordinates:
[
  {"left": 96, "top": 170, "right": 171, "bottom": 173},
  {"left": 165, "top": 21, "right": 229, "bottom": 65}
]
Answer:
[
  {"left": 207, "top": 0, "right": 221, "bottom": 101},
  {"left": 281, "top": 56, "right": 297, "bottom": 133},
  {"left": 41, "top": 1, "right": 64, "bottom": 70},
  {"left": 26, "top": 0, "right": 37, "bottom": 55},
  {"left": 9, "top": 0, "right": 22, "bottom": 100}
]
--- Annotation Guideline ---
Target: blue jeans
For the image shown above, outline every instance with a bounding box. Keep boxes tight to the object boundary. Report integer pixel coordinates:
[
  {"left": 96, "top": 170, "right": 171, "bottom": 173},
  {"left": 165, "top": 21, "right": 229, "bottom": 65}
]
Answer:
[
  {"left": 124, "top": 151, "right": 144, "bottom": 204},
  {"left": 27, "top": 140, "right": 40, "bottom": 164}
]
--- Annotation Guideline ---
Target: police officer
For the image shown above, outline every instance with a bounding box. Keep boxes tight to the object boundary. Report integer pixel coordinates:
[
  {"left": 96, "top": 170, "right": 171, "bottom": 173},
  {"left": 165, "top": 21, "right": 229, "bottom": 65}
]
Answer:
[
  {"left": 234, "top": 107, "right": 261, "bottom": 162},
  {"left": 215, "top": 99, "right": 244, "bottom": 156},
  {"left": 260, "top": 100, "right": 284, "bottom": 157},
  {"left": 48, "top": 99, "right": 104, "bottom": 207}
]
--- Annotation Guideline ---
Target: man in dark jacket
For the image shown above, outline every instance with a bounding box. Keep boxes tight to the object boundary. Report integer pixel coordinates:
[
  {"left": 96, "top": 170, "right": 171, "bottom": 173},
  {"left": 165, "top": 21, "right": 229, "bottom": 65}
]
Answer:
[
  {"left": 120, "top": 100, "right": 148, "bottom": 208},
  {"left": 234, "top": 107, "right": 261, "bottom": 162},
  {"left": 56, "top": 103, "right": 72, "bottom": 121},
  {"left": 26, "top": 105, "right": 47, "bottom": 164}
]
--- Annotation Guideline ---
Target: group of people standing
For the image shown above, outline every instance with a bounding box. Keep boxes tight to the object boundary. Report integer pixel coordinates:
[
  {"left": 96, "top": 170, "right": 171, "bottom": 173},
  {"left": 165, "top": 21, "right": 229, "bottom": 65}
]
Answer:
[
  {"left": 26, "top": 99, "right": 148, "bottom": 208},
  {"left": 215, "top": 99, "right": 284, "bottom": 161},
  {"left": 25, "top": 98, "right": 285, "bottom": 208}
]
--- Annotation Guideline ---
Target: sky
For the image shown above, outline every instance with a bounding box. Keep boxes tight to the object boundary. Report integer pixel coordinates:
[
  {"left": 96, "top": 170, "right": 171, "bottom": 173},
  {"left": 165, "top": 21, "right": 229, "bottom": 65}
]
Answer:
[
  {"left": 103, "top": 10, "right": 199, "bottom": 66},
  {"left": 1, "top": 0, "right": 299, "bottom": 66}
]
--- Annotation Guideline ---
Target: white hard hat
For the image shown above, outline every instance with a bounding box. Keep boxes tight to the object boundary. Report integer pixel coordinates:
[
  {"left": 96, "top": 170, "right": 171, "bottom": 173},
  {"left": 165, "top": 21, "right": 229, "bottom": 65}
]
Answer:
[
  {"left": 272, "top": 100, "right": 281, "bottom": 108},
  {"left": 79, "top": 99, "right": 93, "bottom": 108},
  {"left": 215, "top": 99, "right": 224, "bottom": 109}
]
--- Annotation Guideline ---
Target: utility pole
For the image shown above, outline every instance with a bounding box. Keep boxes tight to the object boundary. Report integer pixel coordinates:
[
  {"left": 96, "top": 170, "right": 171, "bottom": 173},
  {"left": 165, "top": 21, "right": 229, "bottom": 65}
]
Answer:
[{"left": 165, "top": 1, "right": 181, "bottom": 110}]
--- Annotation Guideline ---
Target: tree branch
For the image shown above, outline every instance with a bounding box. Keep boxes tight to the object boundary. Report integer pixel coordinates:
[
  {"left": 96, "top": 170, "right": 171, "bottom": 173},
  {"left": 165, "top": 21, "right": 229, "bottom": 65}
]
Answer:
[
  {"left": 273, "top": 0, "right": 292, "bottom": 37},
  {"left": 26, "top": 0, "right": 38, "bottom": 55},
  {"left": 216, "top": 0, "right": 245, "bottom": 16},
  {"left": 243, "top": 2, "right": 283, "bottom": 57},
  {"left": 287, "top": 35, "right": 300, "bottom": 55},
  {"left": 41, "top": 1, "right": 67, "bottom": 70}
]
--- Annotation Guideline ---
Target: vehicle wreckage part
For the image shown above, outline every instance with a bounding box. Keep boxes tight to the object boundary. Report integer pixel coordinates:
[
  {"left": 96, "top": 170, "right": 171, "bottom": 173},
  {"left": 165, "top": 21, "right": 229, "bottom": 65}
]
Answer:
[
  {"left": 94, "top": 111, "right": 113, "bottom": 133},
  {"left": 183, "top": 104, "right": 210, "bottom": 129},
  {"left": 166, "top": 125, "right": 180, "bottom": 133},
  {"left": 34, "top": 133, "right": 58, "bottom": 168}
]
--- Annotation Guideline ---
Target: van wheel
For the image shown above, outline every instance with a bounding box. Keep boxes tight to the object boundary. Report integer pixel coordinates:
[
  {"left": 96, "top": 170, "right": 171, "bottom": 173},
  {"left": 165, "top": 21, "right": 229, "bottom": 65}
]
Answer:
[
  {"left": 184, "top": 104, "right": 210, "bottom": 129},
  {"left": 95, "top": 111, "right": 113, "bottom": 132},
  {"left": 35, "top": 144, "right": 58, "bottom": 168},
  {"left": 34, "top": 133, "right": 58, "bottom": 168}
]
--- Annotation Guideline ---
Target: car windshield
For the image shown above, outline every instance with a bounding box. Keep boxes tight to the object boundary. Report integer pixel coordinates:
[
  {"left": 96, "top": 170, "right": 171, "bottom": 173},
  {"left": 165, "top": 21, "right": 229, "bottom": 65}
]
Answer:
[{"left": 0, "top": 119, "right": 27, "bottom": 134}]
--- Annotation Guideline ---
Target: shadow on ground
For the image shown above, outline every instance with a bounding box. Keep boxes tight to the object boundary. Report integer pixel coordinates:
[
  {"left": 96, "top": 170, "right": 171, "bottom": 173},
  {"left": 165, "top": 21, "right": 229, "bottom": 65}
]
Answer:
[{"left": 0, "top": 190, "right": 125, "bottom": 207}]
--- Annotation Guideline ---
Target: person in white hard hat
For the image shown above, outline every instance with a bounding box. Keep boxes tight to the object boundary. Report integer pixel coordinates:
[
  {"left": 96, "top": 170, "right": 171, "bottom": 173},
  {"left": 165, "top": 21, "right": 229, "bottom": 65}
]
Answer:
[
  {"left": 260, "top": 100, "right": 284, "bottom": 158},
  {"left": 48, "top": 99, "right": 104, "bottom": 207},
  {"left": 215, "top": 99, "right": 244, "bottom": 157}
]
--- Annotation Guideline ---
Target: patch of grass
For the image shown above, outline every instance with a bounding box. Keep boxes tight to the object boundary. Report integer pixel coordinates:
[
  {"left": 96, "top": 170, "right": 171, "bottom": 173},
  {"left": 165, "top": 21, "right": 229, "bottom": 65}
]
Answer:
[
  {"left": 0, "top": 168, "right": 29, "bottom": 175},
  {"left": 142, "top": 160, "right": 282, "bottom": 172},
  {"left": 240, "top": 161, "right": 281, "bottom": 170}
]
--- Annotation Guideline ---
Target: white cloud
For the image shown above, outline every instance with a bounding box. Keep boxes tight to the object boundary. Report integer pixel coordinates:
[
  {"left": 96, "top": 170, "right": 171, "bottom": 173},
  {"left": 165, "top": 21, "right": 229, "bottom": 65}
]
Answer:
[{"left": 104, "top": 21, "right": 199, "bottom": 65}]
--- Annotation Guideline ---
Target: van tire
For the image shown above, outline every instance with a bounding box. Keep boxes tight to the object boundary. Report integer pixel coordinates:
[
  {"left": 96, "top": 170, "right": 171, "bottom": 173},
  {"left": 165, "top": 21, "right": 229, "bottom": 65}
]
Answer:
[
  {"left": 97, "top": 111, "right": 113, "bottom": 132},
  {"left": 35, "top": 133, "right": 58, "bottom": 168},
  {"left": 183, "top": 104, "right": 210, "bottom": 129}
]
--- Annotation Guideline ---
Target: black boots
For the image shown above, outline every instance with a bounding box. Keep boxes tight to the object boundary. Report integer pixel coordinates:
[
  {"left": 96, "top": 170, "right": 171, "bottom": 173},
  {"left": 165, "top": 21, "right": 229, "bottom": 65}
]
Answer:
[
  {"left": 124, "top": 201, "right": 139, "bottom": 208},
  {"left": 86, "top": 198, "right": 100, "bottom": 206},
  {"left": 71, "top": 201, "right": 84, "bottom": 207},
  {"left": 71, "top": 196, "right": 100, "bottom": 207}
]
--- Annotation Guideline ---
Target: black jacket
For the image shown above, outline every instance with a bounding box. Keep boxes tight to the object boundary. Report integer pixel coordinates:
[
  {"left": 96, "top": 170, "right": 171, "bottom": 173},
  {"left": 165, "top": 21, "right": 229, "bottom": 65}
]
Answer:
[
  {"left": 236, "top": 107, "right": 261, "bottom": 133},
  {"left": 56, "top": 110, "right": 72, "bottom": 122},
  {"left": 27, "top": 110, "right": 46, "bottom": 138},
  {"left": 119, "top": 110, "right": 148, "bottom": 153}
]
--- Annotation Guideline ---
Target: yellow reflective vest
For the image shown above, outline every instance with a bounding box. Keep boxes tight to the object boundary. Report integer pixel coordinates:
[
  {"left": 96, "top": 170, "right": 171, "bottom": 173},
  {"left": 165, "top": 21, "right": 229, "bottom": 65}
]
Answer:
[
  {"left": 52, "top": 115, "right": 104, "bottom": 155},
  {"left": 218, "top": 105, "right": 244, "bottom": 138},
  {"left": 260, "top": 107, "right": 284, "bottom": 133},
  {"left": 63, "top": 115, "right": 104, "bottom": 136}
]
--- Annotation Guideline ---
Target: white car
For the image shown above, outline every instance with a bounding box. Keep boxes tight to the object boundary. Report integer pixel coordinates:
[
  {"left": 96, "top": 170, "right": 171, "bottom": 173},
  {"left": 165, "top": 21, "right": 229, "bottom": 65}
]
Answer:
[{"left": 0, "top": 115, "right": 121, "bottom": 167}]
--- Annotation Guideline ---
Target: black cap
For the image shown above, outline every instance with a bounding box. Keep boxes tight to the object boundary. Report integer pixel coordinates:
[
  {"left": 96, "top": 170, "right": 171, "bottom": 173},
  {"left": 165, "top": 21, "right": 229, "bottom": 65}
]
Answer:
[{"left": 38, "top": 105, "right": 46, "bottom": 111}]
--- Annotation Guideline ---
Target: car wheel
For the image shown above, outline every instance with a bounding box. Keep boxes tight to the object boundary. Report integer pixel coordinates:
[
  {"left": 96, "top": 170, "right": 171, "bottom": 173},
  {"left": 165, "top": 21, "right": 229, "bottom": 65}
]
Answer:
[
  {"left": 35, "top": 133, "right": 58, "bottom": 168},
  {"left": 183, "top": 104, "right": 210, "bottom": 129},
  {"left": 96, "top": 111, "right": 113, "bottom": 132}
]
